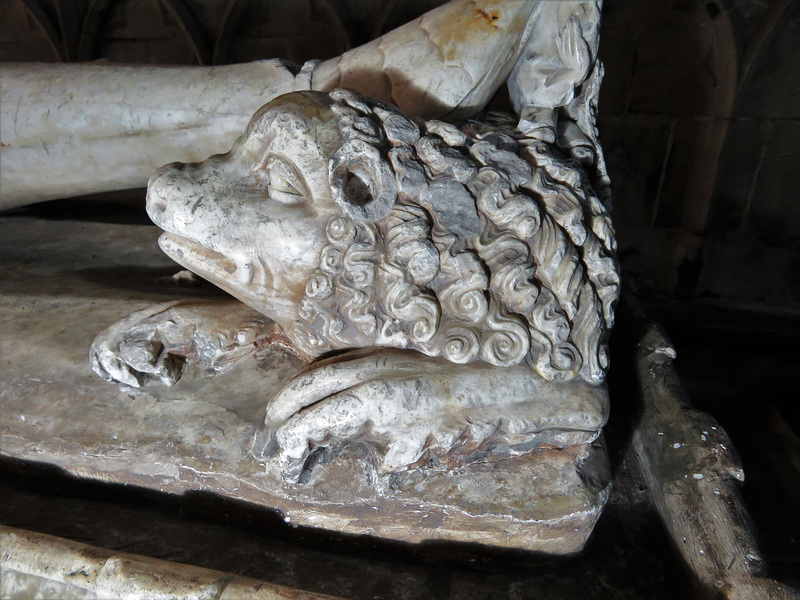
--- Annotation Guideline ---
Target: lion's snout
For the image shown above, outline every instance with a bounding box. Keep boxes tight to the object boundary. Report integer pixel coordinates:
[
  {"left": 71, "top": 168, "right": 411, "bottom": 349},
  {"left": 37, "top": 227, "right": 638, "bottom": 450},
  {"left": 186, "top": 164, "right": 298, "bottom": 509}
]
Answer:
[
  {"left": 146, "top": 162, "right": 188, "bottom": 222},
  {"left": 146, "top": 161, "right": 219, "bottom": 232}
]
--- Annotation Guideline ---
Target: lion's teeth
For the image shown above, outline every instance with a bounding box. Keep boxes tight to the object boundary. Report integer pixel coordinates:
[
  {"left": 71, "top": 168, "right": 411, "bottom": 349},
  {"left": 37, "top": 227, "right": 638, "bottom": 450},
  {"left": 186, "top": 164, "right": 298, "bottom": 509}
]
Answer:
[
  {"left": 255, "top": 256, "right": 271, "bottom": 287},
  {"left": 236, "top": 260, "right": 254, "bottom": 284}
]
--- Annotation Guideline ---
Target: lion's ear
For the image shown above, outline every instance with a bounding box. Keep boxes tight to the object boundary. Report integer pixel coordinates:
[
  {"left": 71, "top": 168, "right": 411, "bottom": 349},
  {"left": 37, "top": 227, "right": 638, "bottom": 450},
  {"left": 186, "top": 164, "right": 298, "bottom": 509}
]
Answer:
[{"left": 329, "top": 139, "right": 397, "bottom": 222}]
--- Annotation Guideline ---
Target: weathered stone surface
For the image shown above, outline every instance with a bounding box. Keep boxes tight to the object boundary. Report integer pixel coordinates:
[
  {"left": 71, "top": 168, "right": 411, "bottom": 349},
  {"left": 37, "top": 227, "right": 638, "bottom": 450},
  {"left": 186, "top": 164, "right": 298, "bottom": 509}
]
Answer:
[
  {"left": 2, "top": 0, "right": 618, "bottom": 557},
  {"left": 0, "top": 217, "right": 611, "bottom": 554},
  {"left": 0, "top": 525, "right": 342, "bottom": 600}
]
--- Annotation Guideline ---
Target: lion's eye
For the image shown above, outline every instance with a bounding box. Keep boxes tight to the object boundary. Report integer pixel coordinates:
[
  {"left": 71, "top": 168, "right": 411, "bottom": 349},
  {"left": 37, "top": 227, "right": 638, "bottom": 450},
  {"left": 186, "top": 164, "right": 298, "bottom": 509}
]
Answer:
[
  {"left": 262, "top": 156, "right": 307, "bottom": 204},
  {"left": 270, "top": 172, "right": 301, "bottom": 196}
]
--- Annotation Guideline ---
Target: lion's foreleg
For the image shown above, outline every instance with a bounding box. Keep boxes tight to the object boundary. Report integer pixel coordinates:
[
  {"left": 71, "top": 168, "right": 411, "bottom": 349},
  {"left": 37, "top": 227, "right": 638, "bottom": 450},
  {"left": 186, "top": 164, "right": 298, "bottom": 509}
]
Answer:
[{"left": 90, "top": 298, "right": 302, "bottom": 388}]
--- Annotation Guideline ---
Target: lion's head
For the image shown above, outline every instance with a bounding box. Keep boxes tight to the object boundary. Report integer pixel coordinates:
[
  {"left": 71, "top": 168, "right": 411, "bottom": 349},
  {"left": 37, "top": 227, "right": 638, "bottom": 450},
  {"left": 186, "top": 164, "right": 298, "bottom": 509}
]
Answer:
[{"left": 147, "top": 89, "right": 619, "bottom": 385}]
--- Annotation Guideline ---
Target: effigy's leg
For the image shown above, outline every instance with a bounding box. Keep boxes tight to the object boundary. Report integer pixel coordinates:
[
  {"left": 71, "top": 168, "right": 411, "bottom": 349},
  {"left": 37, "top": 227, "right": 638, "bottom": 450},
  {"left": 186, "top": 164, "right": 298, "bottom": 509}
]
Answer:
[
  {"left": 0, "top": 60, "right": 301, "bottom": 208},
  {"left": 0, "top": 0, "right": 605, "bottom": 209}
]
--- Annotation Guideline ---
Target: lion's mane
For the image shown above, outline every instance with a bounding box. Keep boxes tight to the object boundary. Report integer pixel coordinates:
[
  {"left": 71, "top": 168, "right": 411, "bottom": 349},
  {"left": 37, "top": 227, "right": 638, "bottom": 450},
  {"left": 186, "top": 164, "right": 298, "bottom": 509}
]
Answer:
[{"left": 291, "top": 89, "right": 619, "bottom": 385}]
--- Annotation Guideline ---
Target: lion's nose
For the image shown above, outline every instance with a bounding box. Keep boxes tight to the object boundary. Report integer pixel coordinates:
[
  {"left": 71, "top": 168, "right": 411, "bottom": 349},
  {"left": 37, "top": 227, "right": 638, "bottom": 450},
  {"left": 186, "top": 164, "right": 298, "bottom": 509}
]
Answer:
[
  {"left": 147, "top": 191, "right": 167, "bottom": 215},
  {"left": 146, "top": 162, "right": 183, "bottom": 217}
]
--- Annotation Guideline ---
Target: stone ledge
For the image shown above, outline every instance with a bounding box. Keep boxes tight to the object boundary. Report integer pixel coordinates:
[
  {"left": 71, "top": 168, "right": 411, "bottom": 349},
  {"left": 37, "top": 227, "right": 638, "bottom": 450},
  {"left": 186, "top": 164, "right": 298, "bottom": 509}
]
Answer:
[{"left": 0, "top": 525, "right": 341, "bottom": 600}]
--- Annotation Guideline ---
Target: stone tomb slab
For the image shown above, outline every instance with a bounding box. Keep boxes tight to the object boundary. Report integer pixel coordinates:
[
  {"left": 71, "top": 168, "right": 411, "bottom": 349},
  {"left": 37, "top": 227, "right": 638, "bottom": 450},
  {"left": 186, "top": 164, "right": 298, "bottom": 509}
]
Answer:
[{"left": 0, "top": 215, "right": 609, "bottom": 555}]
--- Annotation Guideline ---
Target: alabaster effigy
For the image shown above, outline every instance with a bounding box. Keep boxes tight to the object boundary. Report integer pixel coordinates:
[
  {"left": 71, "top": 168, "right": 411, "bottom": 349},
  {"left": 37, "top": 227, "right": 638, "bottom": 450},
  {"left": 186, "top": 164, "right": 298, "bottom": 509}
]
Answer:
[
  {"left": 89, "top": 80, "right": 619, "bottom": 549},
  {"left": 4, "top": 5, "right": 800, "bottom": 597},
  {"left": 93, "top": 85, "right": 619, "bottom": 471},
  {"left": 3, "top": 0, "right": 621, "bottom": 554}
]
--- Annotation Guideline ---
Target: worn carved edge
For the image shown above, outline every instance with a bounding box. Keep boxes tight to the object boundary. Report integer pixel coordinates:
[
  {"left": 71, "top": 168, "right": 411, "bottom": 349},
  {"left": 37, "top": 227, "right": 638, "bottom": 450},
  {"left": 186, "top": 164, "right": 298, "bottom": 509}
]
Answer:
[
  {"left": 631, "top": 313, "right": 800, "bottom": 600},
  {"left": 0, "top": 525, "right": 342, "bottom": 600}
]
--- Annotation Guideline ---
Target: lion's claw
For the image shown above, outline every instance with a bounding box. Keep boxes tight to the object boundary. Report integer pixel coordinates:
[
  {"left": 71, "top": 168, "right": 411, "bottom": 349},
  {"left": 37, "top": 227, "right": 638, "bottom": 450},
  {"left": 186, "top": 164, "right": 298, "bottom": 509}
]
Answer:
[
  {"left": 91, "top": 344, "right": 145, "bottom": 388},
  {"left": 90, "top": 298, "right": 287, "bottom": 389},
  {"left": 91, "top": 304, "right": 188, "bottom": 388}
]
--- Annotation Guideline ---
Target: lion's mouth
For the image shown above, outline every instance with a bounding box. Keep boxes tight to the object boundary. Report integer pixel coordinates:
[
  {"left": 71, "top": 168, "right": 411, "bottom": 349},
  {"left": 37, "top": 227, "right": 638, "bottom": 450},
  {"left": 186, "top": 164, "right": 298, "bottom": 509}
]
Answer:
[{"left": 158, "top": 233, "right": 270, "bottom": 290}]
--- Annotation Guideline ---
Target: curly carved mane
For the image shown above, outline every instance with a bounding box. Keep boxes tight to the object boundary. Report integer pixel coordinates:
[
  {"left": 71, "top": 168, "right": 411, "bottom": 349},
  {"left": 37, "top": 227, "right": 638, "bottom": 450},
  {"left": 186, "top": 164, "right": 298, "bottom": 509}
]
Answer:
[{"left": 291, "top": 89, "right": 619, "bottom": 385}]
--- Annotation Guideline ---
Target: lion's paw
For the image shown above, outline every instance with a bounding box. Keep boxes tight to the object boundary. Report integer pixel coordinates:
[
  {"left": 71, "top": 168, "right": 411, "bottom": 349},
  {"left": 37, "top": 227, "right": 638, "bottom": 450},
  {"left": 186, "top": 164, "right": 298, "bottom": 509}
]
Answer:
[
  {"left": 91, "top": 301, "right": 190, "bottom": 388},
  {"left": 91, "top": 298, "right": 289, "bottom": 389},
  {"left": 256, "top": 349, "right": 608, "bottom": 482}
]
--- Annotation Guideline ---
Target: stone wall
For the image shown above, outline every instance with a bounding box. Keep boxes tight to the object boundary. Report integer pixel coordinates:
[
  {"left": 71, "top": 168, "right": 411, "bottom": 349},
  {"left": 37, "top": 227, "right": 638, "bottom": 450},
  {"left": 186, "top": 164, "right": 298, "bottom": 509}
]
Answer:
[
  {"left": 1, "top": 0, "right": 798, "bottom": 311},
  {"left": 599, "top": 0, "right": 800, "bottom": 313}
]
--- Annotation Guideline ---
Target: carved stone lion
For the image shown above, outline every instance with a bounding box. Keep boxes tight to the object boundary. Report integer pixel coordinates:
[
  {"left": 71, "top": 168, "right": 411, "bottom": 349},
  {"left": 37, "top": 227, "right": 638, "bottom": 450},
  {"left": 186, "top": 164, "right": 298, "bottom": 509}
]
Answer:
[{"left": 93, "top": 88, "right": 619, "bottom": 482}]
